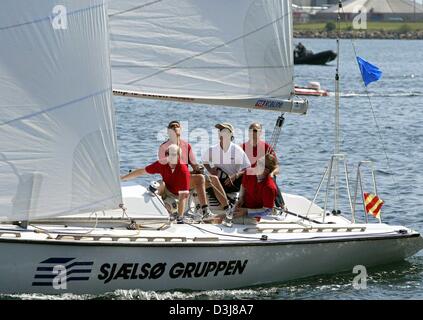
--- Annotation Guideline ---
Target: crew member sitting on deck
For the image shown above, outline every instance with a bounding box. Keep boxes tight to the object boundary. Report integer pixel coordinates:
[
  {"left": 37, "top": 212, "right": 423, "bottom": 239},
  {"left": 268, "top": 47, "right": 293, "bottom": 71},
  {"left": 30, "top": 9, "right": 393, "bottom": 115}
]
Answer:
[
  {"left": 158, "top": 120, "right": 214, "bottom": 218},
  {"left": 202, "top": 122, "right": 251, "bottom": 216},
  {"left": 294, "top": 42, "right": 306, "bottom": 58},
  {"left": 241, "top": 122, "right": 285, "bottom": 209},
  {"left": 120, "top": 144, "right": 190, "bottom": 224},
  {"left": 231, "top": 153, "right": 279, "bottom": 224}
]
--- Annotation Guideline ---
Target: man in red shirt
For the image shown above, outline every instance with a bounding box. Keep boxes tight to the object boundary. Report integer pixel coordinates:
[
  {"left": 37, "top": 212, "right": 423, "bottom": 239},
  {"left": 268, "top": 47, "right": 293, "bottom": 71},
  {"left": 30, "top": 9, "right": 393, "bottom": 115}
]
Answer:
[
  {"left": 241, "top": 122, "right": 285, "bottom": 209},
  {"left": 158, "top": 120, "right": 214, "bottom": 218},
  {"left": 231, "top": 153, "right": 279, "bottom": 223},
  {"left": 158, "top": 121, "right": 196, "bottom": 167},
  {"left": 241, "top": 122, "right": 275, "bottom": 168},
  {"left": 121, "top": 144, "right": 190, "bottom": 223}
]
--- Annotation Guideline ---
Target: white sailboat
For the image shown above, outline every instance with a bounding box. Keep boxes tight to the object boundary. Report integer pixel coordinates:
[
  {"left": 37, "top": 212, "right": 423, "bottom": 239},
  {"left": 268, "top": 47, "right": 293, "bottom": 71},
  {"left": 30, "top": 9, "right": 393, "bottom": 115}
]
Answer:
[{"left": 0, "top": 0, "right": 421, "bottom": 295}]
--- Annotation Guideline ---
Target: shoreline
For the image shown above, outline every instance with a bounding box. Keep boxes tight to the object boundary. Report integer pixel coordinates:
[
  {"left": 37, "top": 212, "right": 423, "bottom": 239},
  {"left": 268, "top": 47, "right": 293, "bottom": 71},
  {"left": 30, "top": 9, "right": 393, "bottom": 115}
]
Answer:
[{"left": 294, "top": 30, "right": 423, "bottom": 40}]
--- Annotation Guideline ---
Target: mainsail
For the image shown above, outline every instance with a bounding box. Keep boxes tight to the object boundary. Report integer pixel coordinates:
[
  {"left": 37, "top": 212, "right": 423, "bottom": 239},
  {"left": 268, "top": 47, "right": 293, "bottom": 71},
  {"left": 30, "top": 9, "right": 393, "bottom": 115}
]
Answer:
[
  {"left": 109, "top": 0, "right": 307, "bottom": 114},
  {"left": 0, "top": 0, "right": 122, "bottom": 221}
]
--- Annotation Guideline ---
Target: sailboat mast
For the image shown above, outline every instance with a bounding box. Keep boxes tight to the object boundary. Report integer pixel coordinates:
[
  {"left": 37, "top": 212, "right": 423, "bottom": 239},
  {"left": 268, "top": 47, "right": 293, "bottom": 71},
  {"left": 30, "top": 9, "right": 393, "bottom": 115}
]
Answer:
[
  {"left": 333, "top": 0, "right": 342, "bottom": 211},
  {"left": 335, "top": 1, "right": 341, "bottom": 156}
]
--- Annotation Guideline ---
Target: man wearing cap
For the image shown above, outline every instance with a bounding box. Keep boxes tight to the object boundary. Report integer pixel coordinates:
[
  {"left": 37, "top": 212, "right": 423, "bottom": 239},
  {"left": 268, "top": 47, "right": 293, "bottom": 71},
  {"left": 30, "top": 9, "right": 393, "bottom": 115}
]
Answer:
[
  {"left": 158, "top": 120, "right": 214, "bottom": 218},
  {"left": 121, "top": 144, "right": 190, "bottom": 224},
  {"left": 202, "top": 123, "right": 251, "bottom": 214}
]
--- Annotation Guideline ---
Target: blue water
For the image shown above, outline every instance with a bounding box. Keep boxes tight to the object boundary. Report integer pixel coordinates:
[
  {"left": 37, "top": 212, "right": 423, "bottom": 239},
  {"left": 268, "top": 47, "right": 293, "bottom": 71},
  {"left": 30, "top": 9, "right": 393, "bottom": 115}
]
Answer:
[{"left": 2, "top": 39, "right": 422, "bottom": 300}]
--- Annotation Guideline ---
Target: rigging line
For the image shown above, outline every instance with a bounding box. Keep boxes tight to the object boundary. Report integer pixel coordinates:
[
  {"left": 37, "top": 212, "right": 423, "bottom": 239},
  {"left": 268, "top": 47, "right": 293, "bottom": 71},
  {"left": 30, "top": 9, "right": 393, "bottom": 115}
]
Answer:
[
  {"left": 340, "top": 5, "right": 403, "bottom": 203},
  {"left": 333, "top": 0, "right": 343, "bottom": 212},
  {"left": 268, "top": 114, "right": 284, "bottom": 152},
  {"left": 108, "top": 0, "right": 164, "bottom": 18},
  {"left": 0, "top": 153, "right": 21, "bottom": 180},
  {"left": 361, "top": 90, "right": 402, "bottom": 203},
  {"left": 30, "top": 212, "right": 101, "bottom": 237},
  {"left": 112, "top": 65, "right": 292, "bottom": 70},
  {"left": 125, "top": 11, "right": 292, "bottom": 85},
  {"left": 0, "top": 87, "right": 111, "bottom": 127}
]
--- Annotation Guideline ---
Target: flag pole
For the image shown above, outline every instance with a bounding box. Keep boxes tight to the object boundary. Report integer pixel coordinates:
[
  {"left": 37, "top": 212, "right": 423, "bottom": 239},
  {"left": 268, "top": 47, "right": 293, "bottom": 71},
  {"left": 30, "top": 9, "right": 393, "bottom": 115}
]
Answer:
[{"left": 333, "top": 0, "right": 342, "bottom": 212}]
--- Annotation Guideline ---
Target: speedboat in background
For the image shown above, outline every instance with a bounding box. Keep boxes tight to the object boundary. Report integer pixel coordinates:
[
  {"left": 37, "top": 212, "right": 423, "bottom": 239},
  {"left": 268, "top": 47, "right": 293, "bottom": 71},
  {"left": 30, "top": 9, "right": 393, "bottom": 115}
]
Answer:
[{"left": 295, "top": 82, "right": 329, "bottom": 96}]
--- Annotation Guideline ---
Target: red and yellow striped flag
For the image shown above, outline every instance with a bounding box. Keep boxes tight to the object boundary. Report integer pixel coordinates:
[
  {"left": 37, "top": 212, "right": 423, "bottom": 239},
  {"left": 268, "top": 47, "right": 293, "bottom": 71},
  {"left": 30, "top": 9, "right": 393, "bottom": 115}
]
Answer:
[{"left": 364, "top": 193, "right": 384, "bottom": 219}]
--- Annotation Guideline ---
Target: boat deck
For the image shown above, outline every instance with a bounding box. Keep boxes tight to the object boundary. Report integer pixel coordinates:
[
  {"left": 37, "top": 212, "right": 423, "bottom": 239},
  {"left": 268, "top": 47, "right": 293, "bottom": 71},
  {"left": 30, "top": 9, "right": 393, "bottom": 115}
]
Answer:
[{"left": 0, "top": 214, "right": 417, "bottom": 246}]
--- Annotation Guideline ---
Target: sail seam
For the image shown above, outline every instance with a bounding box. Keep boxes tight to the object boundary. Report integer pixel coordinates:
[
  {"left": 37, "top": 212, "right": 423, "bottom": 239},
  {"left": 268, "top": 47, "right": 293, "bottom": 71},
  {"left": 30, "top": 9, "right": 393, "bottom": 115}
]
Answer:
[
  {"left": 0, "top": 87, "right": 111, "bottom": 127},
  {"left": 108, "top": 0, "right": 163, "bottom": 17},
  {"left": 124, "top": 10, "right": 292, "bottom": 85},
  {"left": 112, "top": 65, "right": 292, "bottom": 70}
]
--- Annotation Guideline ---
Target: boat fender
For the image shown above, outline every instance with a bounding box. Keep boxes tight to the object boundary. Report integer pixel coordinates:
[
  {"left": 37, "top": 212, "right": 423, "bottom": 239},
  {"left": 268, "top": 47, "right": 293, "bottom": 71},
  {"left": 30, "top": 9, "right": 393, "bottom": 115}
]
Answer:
[
  {"left": 260, "top": 235, "right": 268, "bottom": 241},
  {"left": 398, "top": 229, "right": 409, "bottom": 235}
]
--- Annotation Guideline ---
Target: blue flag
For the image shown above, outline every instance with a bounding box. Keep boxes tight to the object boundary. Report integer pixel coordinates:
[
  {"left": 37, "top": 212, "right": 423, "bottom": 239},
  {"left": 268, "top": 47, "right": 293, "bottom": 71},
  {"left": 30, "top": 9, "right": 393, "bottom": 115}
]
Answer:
[{"left": 356, "top": 56, "right": 382, "bottom": 86}]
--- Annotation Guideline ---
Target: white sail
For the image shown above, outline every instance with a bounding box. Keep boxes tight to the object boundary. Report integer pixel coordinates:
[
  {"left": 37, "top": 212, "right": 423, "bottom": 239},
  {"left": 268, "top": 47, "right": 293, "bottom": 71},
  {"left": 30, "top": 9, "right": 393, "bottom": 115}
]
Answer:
[
  {"left": 0, "top": 0, "right": 122, "bottom": 221},
  {"left": 109, "top": 0, "right": 307, "bottom": 114}
]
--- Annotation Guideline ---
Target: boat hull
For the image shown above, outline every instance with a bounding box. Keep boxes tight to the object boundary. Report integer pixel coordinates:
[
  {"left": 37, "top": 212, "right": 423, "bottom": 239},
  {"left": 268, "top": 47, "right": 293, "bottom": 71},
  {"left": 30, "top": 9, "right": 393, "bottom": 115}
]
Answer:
[
  {"left": 294, "top": 50, "right": 337, "bottom": 65},
  {"left": 294, "top": 86, "right": 329, "bottom": 97},
  {"left": 0, "top": 233, "right": 421, "bottom": 294}
]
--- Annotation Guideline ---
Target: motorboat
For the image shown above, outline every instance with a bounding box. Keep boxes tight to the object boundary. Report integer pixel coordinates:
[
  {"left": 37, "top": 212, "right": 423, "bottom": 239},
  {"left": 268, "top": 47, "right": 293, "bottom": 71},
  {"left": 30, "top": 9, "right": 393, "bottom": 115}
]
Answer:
[
  {"left": 295, "top": 82, "right": 329, "bottom": 97},
  {"left": 294, "top": 44, "right": 337, "bottom": 65}
]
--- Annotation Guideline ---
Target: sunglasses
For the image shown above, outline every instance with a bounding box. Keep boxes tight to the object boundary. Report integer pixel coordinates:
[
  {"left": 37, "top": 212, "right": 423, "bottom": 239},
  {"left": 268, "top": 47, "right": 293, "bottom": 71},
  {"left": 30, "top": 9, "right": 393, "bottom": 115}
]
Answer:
[{"left": 165, "top": 151, "right": 179, "bottom": 156}]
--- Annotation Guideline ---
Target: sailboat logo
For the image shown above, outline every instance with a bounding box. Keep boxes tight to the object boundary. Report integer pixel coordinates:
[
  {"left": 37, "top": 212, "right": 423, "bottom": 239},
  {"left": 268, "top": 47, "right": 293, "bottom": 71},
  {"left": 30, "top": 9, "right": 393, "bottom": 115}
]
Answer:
[
  {"left": 254, "top": 99, "right": 284, "bottom": 110},
  {"left": 32, "top": 258, "right": 94, "bottom": 288}
]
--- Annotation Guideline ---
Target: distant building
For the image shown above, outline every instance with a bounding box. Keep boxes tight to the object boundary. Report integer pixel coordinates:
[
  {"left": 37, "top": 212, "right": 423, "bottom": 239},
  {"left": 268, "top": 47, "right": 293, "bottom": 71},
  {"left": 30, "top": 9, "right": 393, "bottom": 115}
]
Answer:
[
  {"left": 315, "top": 0, "right": 423, "bottom": 22},
  {"left": 293, "top": 0, "right": 338, "bottom": 5},
  {"left": 293, "top": 0, "right": 336, "bottom": 22},
  {"left": 293, "top": 0, "right": 313, "bottom": 5}
]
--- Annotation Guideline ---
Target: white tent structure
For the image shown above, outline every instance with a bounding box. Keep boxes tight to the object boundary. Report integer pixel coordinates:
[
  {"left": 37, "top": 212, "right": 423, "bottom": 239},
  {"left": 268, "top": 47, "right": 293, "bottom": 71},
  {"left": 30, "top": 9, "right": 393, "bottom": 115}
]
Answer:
[{"left": 317, "top": 0, "right": 423, "bottom": 21}]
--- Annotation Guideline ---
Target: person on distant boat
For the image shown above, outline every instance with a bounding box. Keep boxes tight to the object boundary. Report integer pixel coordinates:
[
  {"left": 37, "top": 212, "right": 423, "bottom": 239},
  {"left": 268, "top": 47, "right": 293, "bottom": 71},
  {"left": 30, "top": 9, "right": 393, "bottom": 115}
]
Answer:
[
  {"left": 231, "top": 153, "right": 279, "bottom": 224},
  {"left": 202, "top": 123, "right": 251, "bottom": 217},
  {"left": 158, "top": 120, "right": 214, "bottom": 218},
  {"left": 295, "top": 42, "right": 306, "bottom": 58},
  {"left": 121, "top": 144, "right": 190, "bottom": 224},
  {"left": 240, "top": 122, "right": 285, "bottom": 209}
]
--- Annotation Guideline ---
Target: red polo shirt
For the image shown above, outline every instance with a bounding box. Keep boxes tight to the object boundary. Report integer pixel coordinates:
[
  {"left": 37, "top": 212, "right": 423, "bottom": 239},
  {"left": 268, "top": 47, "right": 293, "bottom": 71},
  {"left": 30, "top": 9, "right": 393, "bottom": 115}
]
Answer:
[
  {"left": 242, "top": 174, "right": 277, "bottom": 209},
  {"left": 145, "top": 161, "right": 190, "bottom": 195},
  {"left": 241, "top": 141, "right": 275, "bottom": 167},
  {"left": 158, "top": 139, "right": 197, "bottom": 167}
]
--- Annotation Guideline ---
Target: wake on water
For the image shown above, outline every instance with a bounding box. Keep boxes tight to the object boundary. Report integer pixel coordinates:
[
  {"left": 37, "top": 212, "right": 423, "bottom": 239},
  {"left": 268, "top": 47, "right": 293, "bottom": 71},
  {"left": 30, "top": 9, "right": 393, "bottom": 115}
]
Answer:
[{"left": 328, "top": 92, "right": 423, "bottom": 98}]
